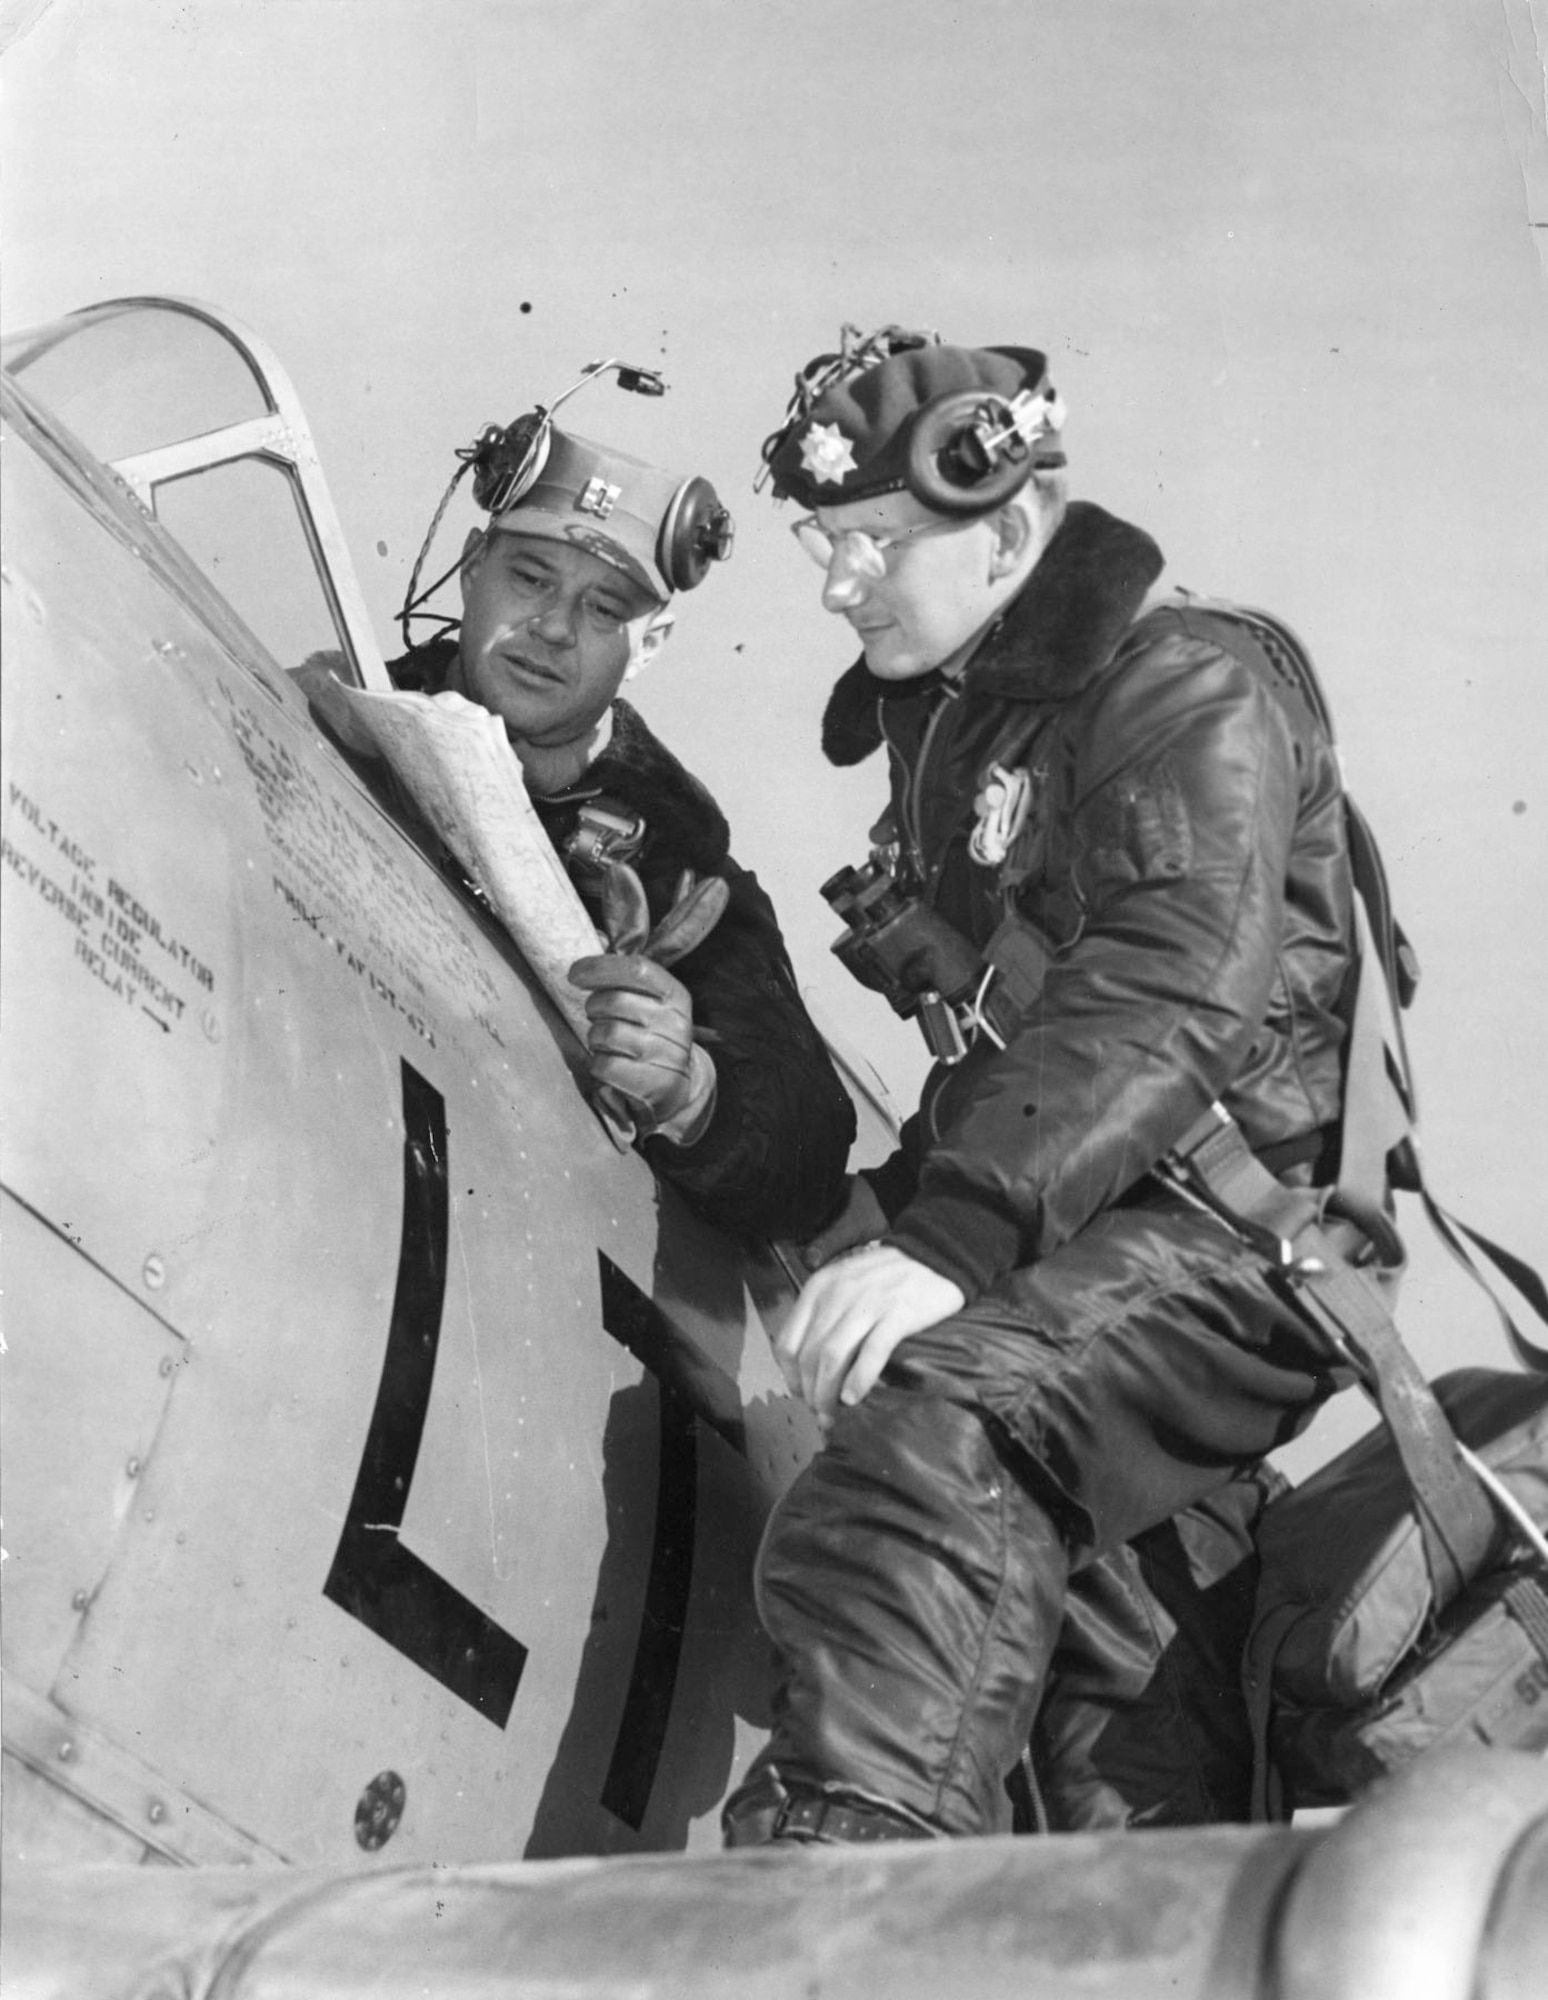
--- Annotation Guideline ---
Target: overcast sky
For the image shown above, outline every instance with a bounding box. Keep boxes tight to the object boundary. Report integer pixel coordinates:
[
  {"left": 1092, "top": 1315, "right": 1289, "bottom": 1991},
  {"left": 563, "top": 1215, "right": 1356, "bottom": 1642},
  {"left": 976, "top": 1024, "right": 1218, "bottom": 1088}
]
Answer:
[{"left": 4, "top": 0, "right": 1545, "bottom": 1459}]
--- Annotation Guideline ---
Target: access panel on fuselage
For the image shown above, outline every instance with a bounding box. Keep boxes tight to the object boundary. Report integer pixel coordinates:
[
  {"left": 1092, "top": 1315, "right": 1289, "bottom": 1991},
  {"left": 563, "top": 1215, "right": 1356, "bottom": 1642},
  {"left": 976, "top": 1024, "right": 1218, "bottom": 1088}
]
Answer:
[{"left": 1, "top": 412, "right": 813, "bottom": 1865}]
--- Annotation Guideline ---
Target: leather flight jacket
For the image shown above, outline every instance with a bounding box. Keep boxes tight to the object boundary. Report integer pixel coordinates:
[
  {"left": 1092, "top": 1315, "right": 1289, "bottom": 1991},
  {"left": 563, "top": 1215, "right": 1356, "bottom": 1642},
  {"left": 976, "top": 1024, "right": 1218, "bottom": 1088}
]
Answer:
[{"left": 821, "top": 501, "right": 1355, "bottom": 1306}]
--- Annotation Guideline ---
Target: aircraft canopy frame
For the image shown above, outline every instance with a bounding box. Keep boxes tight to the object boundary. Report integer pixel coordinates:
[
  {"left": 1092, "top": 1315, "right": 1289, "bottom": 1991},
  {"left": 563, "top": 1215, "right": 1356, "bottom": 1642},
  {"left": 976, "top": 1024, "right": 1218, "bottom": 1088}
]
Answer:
[{"left": 1, "top": 296, "right": 391, "bottom": 693}]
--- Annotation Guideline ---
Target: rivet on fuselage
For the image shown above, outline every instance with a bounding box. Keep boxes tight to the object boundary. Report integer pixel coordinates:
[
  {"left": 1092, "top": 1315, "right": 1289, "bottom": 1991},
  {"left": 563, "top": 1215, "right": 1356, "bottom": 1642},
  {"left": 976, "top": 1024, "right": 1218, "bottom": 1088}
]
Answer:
[{"left": 354, "top": 1771, "right": 407, "bottom": 1851}]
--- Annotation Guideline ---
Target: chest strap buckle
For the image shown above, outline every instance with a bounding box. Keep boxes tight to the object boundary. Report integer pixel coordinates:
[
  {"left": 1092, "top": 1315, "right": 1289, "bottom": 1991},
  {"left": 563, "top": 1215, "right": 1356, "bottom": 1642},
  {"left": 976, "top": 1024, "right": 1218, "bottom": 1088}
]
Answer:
[{"left": 565, "top": 801, "right": 647, "bottom": 874}]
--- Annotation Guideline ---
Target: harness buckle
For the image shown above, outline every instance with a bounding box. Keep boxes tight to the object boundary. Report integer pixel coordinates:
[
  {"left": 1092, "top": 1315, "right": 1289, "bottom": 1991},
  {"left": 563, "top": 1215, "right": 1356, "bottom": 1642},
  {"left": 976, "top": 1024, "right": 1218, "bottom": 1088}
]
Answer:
[
  {"left": 566, "top": 802, "right": 646, "bottom": 873},
  {"left": 917, "top": 990, "right": 969, "bottom": 1065}
]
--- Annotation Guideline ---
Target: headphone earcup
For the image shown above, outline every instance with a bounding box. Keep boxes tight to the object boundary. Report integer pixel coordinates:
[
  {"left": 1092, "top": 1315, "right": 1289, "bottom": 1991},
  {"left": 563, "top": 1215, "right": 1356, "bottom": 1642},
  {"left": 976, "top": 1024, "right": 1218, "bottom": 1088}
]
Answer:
[
  {"left": 906, "top": 390, "right": 1033, "bottom": 515},
  {"left": 659, "top": 476, "right": 735, "bottom": 591},
  {"left": 472, "top": 412, "right": 551, "bottom": 514}
]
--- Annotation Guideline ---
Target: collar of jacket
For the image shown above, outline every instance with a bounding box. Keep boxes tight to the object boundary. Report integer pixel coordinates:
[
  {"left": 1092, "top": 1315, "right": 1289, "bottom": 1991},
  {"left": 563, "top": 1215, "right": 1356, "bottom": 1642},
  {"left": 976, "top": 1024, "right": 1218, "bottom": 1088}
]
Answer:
[
  {"left": 387, "top": 637, "right": 731, "bottom": 876},
  {"left": 820, "top": 500, "right": 1164, "bottom": 767}
]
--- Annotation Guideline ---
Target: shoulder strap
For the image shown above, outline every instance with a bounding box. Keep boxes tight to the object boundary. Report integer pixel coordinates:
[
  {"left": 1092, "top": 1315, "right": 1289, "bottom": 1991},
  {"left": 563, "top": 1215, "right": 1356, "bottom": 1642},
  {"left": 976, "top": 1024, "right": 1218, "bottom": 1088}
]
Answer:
[
  {"left": 1162, "top": 1108, "right": 1500, "bottom": 1609},
  {"left": 1163, "top": 592, "right": 1548, "bottom": 1370},
  {"left": 1340, "top": 888, "right": 1548, "bottom": 1370},
  {"left": 1164, "top": 593, "right": 1420, "bottom": 1061}
]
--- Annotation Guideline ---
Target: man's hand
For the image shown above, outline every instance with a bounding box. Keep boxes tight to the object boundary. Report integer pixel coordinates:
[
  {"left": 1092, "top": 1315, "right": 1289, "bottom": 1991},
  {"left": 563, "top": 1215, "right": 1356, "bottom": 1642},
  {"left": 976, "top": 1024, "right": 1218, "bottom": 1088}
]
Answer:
[
  {"left": 801, "top": 1173, "right": 890, "bottom": 1270},
  {"left": 775, "top": 1245, "right": 965, "bottom": 1431},
  {"left": 569, "top": 953, "right": 700, "bottom": 1130}
]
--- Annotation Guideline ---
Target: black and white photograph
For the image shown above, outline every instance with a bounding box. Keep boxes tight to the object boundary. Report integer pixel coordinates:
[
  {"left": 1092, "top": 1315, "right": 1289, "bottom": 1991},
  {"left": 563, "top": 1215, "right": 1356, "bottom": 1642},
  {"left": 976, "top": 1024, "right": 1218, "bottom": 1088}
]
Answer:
[{"left": 3, "top": 3, "right": 1546, "bottom": 1992}]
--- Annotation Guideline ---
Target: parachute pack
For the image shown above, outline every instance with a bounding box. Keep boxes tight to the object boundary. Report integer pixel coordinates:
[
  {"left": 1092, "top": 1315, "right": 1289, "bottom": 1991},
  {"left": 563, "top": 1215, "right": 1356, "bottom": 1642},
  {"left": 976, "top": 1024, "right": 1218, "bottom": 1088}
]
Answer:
[{"left": 1153, "top": 595, "right": 1548, "bottom": 1815}]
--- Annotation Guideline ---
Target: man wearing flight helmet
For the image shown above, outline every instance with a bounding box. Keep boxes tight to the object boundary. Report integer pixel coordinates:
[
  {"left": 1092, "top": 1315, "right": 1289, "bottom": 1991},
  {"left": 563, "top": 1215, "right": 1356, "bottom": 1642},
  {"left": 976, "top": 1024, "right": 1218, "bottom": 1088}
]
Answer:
[
  {"left": 378, "top": 381, "right": 855, "bottom": 1243},
  {"left": 721, "top": 328, "right": 1357, "bottom": 1841}
]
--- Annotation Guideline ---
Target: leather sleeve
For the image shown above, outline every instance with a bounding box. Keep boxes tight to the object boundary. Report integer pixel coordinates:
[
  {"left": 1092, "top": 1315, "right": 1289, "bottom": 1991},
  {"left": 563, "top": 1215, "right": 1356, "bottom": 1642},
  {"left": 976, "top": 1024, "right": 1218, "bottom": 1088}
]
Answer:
[
  {"left": 884, "top": 634, "right": 1307, "bottom": 1300},
  {"left": 642, "top": 860, "right": 857, "bottom": 1242}
]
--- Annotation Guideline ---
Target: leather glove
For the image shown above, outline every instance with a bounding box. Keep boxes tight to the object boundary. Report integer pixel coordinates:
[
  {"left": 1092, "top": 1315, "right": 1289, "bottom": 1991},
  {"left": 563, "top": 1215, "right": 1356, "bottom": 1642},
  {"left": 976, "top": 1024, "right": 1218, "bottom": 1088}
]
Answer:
[
  {"left": 599, "top": 862, "right": 729, "bottom": 966},
  {"left": 575, "top": 863, "right": 728, "bottom": 1142},
  {"left": 568, "top": 953, "right": 712, "bottom": 1137}
]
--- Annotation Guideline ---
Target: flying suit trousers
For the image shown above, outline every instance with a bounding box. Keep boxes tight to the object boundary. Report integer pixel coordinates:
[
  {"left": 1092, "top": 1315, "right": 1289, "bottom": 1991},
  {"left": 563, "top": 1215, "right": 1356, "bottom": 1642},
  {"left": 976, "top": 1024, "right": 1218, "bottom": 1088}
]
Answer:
[{"left": 732, "top": 1191, "right": 1347, "bottom": 1837}]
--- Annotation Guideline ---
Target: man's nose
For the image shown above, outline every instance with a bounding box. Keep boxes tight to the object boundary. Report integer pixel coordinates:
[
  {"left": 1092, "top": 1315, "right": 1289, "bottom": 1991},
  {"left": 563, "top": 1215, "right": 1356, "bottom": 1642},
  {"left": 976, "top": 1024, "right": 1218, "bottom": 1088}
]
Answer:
[
  {"left": 528, "top": 594, "right": 578, "bottom": 646},
  {"left": 820, "top": 547, "right": 869, "bottom": 613}
]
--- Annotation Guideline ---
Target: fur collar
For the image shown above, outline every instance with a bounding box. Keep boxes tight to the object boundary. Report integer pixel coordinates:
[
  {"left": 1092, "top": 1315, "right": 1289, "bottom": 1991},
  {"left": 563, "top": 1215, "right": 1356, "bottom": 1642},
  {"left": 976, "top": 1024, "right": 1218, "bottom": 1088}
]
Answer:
[
  {"left": 387, "top": 639, "right": 729, "bottom": 873},
  {"left": 821, "top": 500, "right": 1164, "bottom": 767},
  {"left": 388, "top": 633, "right": 459, "bottom": 698}
]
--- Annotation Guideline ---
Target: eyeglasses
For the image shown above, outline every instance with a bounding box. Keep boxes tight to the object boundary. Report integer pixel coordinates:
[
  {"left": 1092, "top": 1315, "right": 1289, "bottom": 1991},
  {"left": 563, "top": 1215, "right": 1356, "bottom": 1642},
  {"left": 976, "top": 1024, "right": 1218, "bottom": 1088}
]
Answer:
[{"left": 790, "top": 513, "right": 967, "bottom": 578}]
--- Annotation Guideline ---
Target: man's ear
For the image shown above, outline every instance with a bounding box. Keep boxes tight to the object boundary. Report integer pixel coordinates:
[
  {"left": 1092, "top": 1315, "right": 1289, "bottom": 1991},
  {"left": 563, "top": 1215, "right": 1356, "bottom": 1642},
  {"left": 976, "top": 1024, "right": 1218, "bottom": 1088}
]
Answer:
[
  {"left": 986, "top": 497, "right": 1039, "bottom": 581},
  {"left": 457, "top": 526, "right": 488, "bottom": 606},
  {"left": 623, "top": 604, "right": 676, "bottom": 682}
]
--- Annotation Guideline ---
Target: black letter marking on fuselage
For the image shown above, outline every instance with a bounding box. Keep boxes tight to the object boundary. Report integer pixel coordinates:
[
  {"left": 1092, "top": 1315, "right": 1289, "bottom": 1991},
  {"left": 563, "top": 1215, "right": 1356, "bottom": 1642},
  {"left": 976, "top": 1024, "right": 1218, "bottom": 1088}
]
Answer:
[
  {"left": 596, "top": 1254, "right": 714, "bottom": 1831},
  {"left": 324, "top": 1059, "right": 527, "bottom": 1727}
]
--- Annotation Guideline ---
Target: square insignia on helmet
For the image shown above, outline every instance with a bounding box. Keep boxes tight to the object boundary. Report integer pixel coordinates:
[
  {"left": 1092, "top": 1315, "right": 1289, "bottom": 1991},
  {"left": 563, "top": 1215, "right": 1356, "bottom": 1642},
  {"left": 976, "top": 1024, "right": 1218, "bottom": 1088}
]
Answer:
[{"left": 578, "top": 475, "right": 622, "bottom": 519}]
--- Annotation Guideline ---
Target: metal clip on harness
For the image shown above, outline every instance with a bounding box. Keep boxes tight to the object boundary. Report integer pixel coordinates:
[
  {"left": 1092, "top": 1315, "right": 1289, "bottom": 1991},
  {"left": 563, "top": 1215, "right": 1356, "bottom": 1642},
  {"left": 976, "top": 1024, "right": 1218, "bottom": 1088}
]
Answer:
[{"left": 1162, "top": 1102, "right": 1499, "bottom": 1611}]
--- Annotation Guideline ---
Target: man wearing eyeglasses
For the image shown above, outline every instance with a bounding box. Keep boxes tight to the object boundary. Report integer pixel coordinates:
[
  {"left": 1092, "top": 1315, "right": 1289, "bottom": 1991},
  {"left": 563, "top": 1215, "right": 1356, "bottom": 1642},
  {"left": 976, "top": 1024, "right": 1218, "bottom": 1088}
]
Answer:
[
  {"left": 721, "top": 330, "right": 1357, "bottom": 1843},
  {"left": 344, "top": 421, "right": 857, "bottom": 1244}
]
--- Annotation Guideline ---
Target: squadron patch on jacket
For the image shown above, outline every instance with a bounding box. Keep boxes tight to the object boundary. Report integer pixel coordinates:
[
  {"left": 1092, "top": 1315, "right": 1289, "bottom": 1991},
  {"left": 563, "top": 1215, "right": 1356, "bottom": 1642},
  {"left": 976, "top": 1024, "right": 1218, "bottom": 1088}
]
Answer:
[{"left": 1086, "top": 756, "right": 1193, "bottom": 891}]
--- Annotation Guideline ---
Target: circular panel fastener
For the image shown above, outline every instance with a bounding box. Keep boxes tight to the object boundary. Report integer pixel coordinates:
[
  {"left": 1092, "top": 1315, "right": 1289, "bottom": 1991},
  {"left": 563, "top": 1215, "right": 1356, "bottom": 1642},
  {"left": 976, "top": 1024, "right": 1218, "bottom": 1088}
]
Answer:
[{"left": 354, "top": 1770, "right": 407, "bottom": 1851}]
